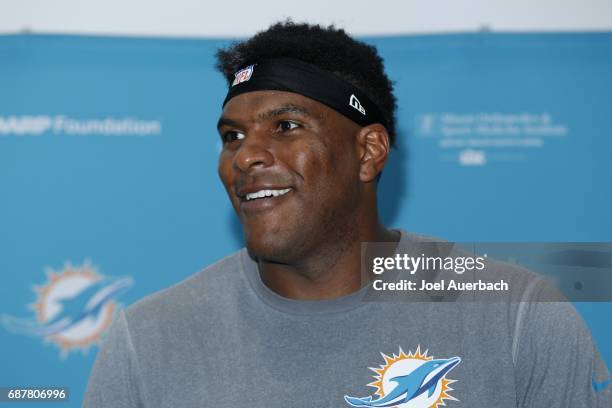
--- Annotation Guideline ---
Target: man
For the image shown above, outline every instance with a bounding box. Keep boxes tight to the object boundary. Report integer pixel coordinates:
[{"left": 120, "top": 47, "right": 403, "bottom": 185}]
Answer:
[{"left": 85, "top": 21, "right": 610, "bottom": 407}]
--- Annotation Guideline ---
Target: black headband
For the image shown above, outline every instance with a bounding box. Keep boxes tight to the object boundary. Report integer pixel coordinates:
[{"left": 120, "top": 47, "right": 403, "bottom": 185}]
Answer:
[{"left": 222, "top": 57, "right": 387, "bottom": 128}]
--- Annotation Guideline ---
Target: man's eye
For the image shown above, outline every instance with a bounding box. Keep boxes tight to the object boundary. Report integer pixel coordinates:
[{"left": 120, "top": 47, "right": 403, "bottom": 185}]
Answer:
[
  {"left": 223, "top": 130, "right": 245, "bottom": 143},
  {"left": 277, "top": 121, "right": 300, "bottom": 132}
]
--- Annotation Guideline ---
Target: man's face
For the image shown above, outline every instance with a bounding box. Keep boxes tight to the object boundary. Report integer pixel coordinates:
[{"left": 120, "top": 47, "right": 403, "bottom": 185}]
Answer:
[{"left": 217, "top": 90, "right": 363, "bottom": 262}]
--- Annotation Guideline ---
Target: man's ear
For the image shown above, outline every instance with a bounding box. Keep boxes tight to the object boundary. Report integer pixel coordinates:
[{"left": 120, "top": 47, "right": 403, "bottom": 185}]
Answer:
[{"left": 356, "top": 124, "right": 391, "bottom": 183}]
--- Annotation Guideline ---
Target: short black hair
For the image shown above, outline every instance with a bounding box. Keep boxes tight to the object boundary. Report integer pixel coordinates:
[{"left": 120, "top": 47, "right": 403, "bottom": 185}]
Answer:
[{"left": 215, "top": 20, "right": 397, "bottom": 146}]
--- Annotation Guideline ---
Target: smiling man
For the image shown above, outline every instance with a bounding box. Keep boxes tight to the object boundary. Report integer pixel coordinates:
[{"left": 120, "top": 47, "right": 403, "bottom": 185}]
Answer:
[
  {"left": 85, "top": 21, "right": 610, "bottom": 407},
  {"left": 218, "top": 86, "right": 397, "bottom": 299}
]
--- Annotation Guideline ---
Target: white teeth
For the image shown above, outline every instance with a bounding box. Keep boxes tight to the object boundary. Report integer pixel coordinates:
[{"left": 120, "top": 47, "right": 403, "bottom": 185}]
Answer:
[{"left": 245, "top": 188, "right": 291, "bottom": 201}]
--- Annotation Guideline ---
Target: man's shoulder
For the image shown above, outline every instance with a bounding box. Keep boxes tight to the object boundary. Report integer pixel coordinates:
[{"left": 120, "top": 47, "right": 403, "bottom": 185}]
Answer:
[
  {"left": 401, "top": 229, "right": 548, "bottom": 300},
  {"left": 124, "top": 249, "right": 247, "bottom": 323}
]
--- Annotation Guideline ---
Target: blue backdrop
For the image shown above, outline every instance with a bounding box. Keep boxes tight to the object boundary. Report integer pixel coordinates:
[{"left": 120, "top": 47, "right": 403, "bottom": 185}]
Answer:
[{"left": 1, "top": 32, "right": 611, "bottom": 406}]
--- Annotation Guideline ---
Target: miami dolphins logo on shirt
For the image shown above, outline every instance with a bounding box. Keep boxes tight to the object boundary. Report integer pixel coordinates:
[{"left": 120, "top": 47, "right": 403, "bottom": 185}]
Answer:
[{"left": 344, "top": 346, "right": 461, "bottom": 407}]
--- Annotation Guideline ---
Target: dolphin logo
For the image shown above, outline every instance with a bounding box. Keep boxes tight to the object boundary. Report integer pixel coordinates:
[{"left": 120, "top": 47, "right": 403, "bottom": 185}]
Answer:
[
  {"left": 593, "top": 375, "right": 612, "bottom": 393},
  {"left": 345, "top": 356, "right": 461, "bottom": 407},
  {"left": 1, "top": 276, "right": 133, "bottom": 337}
]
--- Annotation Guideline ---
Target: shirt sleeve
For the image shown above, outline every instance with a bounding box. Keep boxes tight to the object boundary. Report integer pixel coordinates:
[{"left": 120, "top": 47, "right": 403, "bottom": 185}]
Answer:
[
  {"left": 84, "top": 310, "right": 144, "bottom": 408},
  {"left": 514, "top": 282, "right": 611, "bottom": 407}
]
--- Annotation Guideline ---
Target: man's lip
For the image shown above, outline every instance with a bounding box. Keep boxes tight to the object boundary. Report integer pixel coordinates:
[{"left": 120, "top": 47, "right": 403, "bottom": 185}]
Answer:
[
  {"left": 236, "top": 185, "right": 294, "bottom": 200},
  {"left": 238, "top": 188, "right": 294, "bottom": 213}
]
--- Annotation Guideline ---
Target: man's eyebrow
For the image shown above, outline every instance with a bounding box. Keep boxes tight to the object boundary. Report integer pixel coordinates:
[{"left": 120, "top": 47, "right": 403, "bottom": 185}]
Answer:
[
  {"left": 217, "top": 117, "right": 241, "bottom": 131},
  {"left": 217, "top": 104, "right": 312, "bottom": 131},
  {"left": 257, "top": 104, "right": 311, "bottom": 121}
]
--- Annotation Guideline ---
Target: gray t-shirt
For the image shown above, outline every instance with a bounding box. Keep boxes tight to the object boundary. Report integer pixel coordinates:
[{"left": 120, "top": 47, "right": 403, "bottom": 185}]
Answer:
[{"left": 84, "top": 232, "right": 611, "bottom": 407}]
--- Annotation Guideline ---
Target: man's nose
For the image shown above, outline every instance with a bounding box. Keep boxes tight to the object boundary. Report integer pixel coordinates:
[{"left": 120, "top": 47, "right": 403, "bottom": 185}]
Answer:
[{"left": 233, "top": 132, "right": 274, "bottom": 172}]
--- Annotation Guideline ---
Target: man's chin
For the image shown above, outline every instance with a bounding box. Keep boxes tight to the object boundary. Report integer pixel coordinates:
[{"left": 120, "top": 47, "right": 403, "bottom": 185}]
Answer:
[{"left": 243, "top": 232, "right": 302, "bottom": 264}]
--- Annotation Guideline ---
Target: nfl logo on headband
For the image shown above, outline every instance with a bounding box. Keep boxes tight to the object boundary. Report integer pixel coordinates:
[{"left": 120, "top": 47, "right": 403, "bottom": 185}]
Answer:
[{"left": 232, "top": 65, "right": 255, "bottom": 86}]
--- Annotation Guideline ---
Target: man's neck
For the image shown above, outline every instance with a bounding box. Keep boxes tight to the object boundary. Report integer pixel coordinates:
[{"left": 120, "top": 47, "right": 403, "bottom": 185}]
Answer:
[{"left": 257, "top": 225, "right": 400, "bottom": 300}]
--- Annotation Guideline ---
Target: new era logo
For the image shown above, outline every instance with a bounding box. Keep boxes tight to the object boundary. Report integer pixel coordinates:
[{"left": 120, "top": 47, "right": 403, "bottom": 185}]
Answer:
[
  {"left": 232, "top": 65, "right": 255, "bottom": 86},
  {"left": 349, "top": 94, "right": 366, "bottom": 115}
]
